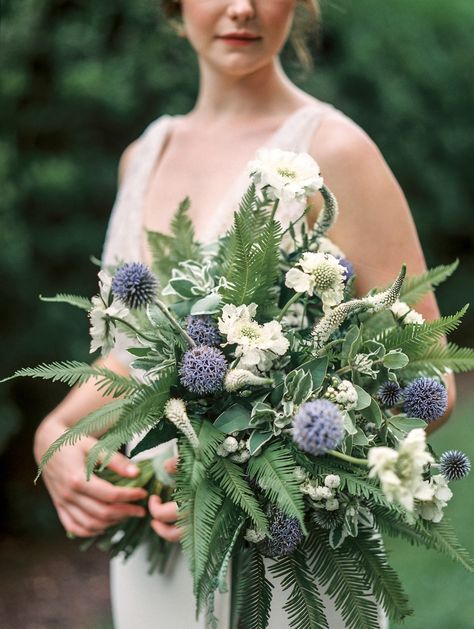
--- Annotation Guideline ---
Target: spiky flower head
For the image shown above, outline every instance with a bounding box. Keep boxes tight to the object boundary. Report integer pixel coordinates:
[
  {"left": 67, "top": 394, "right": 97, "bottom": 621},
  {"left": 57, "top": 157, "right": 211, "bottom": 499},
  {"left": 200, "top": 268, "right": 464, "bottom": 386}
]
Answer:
[
  {"left": 365, "top": 265, "right": 406, "bottom": 312},
  {"left": 337, "top": 257, "right": 354, "bottom": 284},
  {"left": 224, "top": 368, "right": 273, "bottom": 392},
  {"left": 292, "top": 399, "right": 344, "bottom": 456},
  {"left": 312, "top": 507, "right": 344, "bottom": 529},
  {"left": 312, "top": 298, "right": 367, "bottom": 349},
  {"left": 163, "top": 398, "right": 199, "bottom": 449},
  {"left": 403, "top": 377, "right": 448, "bottom": 422},
  {"left": 111, "top": 262, "right": 158, "bottom": 309},
  {"left": 185, "top": 315, "right": 222, "bottom": 346},
  {"left": 179, "top": 345, "right": 228, "bottom": 395},
  {"left": 378, "top": 381, "right": 403, "bottom": 407},
  {"left": 439, "top": 450, "right": 471, "bottom": 481},
  {"left": 260, "top": 506, "right": 304, "bottom": 558}
]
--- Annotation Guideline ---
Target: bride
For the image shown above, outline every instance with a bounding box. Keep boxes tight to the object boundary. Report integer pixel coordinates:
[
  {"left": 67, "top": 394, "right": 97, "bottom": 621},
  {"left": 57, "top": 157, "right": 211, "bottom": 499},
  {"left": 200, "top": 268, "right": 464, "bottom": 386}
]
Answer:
[{"left": 33, "top": 1, "right": 455, "bottom": 627}]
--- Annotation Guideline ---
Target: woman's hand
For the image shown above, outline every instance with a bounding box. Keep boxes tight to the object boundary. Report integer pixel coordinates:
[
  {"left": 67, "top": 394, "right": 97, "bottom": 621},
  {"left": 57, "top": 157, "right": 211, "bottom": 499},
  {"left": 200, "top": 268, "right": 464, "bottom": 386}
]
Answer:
[
  {"left": 34, "top": 416, "right": 148, "bottom": 538},
  {"left": 149, "top": 456, "right": 181, "bottom": 543}
]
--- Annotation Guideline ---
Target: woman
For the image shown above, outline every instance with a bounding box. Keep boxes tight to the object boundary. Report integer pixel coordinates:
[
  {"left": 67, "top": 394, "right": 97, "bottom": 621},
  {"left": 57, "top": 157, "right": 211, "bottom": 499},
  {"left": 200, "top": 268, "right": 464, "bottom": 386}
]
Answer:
[{"left": 33, "top": 1, "right": 456, "bottom": 627}]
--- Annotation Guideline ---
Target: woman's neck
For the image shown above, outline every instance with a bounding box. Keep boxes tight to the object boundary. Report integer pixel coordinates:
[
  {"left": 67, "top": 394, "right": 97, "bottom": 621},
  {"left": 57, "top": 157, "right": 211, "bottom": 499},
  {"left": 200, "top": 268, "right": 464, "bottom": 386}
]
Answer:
[{"left": 189, "top": 57, "right": 311, "bottom": 123}]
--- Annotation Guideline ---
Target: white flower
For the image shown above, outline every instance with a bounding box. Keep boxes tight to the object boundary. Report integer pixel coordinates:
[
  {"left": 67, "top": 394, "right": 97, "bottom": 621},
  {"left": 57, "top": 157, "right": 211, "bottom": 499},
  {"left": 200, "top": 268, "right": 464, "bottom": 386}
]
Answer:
[
  {"left": 325, "top": 379, "right": 358, "bottom": 411},
  {"left": 285, "top": 252, "right": 346, "bottom": 312},
  {"left": 391, "top": 301, "right": 425, "bottom": 325},
  {"left": 368, "top": 429, "right": 435, "bottom": 512},
  {"left": 415, "top": 474, "right": 453, "bottom": 523},
  {"left": 281, "top": 302, "right": 309, "bottom": 329},
  {"left": 248, "top": 148, "right": 323, "bottom": 203},
  {"left": 324, "top": 474, "right": 341, "bottom": 489},
  {"left": 325, "top": 498, "right": 340, "bottom": 511},
  {"left": 293, "top": 466, "right": 308, "bottom": 483},
  {"left": 244, "top": 528, "right": 266, "bottom": 543},
  {"left": 164, "top": 398, "right": 199, "bottom": 449},
  {"left": 89, "top": 270, "right": 130, "bottom": 354},
  {"left": 218, "top": 303, "right": 289, "bottom": 372}
]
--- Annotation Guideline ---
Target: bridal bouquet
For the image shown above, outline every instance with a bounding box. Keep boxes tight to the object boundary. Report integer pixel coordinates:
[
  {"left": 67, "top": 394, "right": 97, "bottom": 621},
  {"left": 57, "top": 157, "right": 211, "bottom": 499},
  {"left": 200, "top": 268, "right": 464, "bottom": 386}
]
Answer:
[{"left": 7, "top": 148, "right": 474, "bottom": 628}]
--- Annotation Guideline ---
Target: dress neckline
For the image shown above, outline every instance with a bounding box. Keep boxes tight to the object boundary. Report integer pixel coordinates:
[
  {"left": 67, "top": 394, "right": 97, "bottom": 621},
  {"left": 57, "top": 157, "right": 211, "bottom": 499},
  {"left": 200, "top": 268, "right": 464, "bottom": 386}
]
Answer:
[{"left": 140, "top": 101, "right": 328, "bottom": 263}]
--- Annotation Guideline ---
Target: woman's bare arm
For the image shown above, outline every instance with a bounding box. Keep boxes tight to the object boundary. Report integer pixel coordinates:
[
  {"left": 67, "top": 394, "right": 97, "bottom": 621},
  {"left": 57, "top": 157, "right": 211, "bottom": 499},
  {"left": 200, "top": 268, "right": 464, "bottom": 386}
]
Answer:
[{"left": 306, "top": 112, "right": 456, "bottom": 432}]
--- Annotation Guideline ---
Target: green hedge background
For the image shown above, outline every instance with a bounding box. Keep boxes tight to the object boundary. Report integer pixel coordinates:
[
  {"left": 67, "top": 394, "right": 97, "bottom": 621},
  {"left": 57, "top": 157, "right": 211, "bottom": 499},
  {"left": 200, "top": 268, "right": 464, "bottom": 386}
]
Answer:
[{"left": 1, "top": 0, "right": 473, "bottom": 624}]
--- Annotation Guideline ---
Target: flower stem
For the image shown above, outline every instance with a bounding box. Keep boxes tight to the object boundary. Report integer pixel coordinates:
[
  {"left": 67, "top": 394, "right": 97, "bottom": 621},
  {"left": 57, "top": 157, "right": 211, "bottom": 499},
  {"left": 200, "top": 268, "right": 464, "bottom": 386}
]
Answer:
[
  {"left": 328, "top": 449, "right": 369, "bottom": 466},
  {"left": 315, "top": 337, "right": 345, "bottom": 358},
  {"left": 277, "top": 292, "right": 304, "bottom": 322},
  {"left": 154, "top": 298, "right": 196, "bottom": 347},
  {"left": 107, "top": 316, "right": 157, "bottom": 344},
  {"left": 270, "top": 198, "right": 280, "bottom": 221}
]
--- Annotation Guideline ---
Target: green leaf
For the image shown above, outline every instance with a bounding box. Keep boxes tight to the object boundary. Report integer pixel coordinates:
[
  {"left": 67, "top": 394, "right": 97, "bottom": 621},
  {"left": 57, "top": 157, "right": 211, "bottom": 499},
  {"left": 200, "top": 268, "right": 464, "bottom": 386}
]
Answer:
[
  {"left": 400, "top": 342, "right": 474, "bottom": 377},
  {"left": 400, "top": 260, "right": 459, "bottom": 306},
  {"left": 190, "top": 293, "right": 222, "bottom": 315},
  {"left": 388, "top": 416, "right": 427, "bottom": 433},
  {"left": 341, "top": 324, "right": 363, "bottom": 366},
  {"left": 39, "top": 293, "right": 92, "bottom": 310},
  {"left": 420, "top": 518, "right": 474, "bottom": 573},
  {"left": 214, "top": 404, "right": 252, "bottom": 433},
  {"left": 211, "top": 458, "right": 268, "bottom": 532},
  {"left": 353, "top": 385, "right": 371, "bottom": 410},
  {"left": 234, "top": 546, "right": 273, "bottom": 629},
  {"left": 247, "top": 442, "right": 306, "bottom": 531},
  {"left": 248, "top": 429, "right": 273, "bottom": 455},
  {"left": 129, "top": 420, "right": 178, "bottom": 457},
  {"left": 359, "top": 398, "right": 383, "bottom": 428},
  {"left": 382, "top": 349, "right": 409, "bottom": 370}
]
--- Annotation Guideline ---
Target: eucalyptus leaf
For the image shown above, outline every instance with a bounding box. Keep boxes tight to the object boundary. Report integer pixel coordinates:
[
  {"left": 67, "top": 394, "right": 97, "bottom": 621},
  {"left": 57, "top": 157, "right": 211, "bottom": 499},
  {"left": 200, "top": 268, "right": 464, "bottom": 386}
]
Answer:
[
  {"left": 383, "top": 349, "right": 409, "bottom": 370},
  {"left": 190, "top": 293, "right": 222, "bottom": 315},
  {"left": 342, "top": 411, "right": 358, "bottom": 436},
  {"left": 214, "top": 404, "right": 252, "bottom": 434},
  {"left": 353, "top": 385, "right": 371, "bottom": 410},
  {"left": 341, "top": 324, "right": 362, "bottom": 366},
  {"left": 359, "top": 398, "right": 383, "bottom": 428},
  {"left": 388, "top": 416, "right": 427, "bottom": 432},
  {"left": 248, "top": 430, "right": 273, "bottom": 455},
  {"left": 352, "top": 427, "right": 370, "bottom": 446}
]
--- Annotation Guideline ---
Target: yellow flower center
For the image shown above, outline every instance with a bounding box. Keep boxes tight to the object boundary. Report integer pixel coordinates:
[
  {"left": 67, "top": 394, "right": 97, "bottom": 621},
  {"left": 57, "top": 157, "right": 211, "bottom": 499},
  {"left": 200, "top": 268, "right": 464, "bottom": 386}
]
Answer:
[
  {"left": 240, "top": 324, "right": 261, "bottom": 341},
  {"left": 312, "top": 262, "right": 339, "bottom": 291},
  {"left": 277, "top": 167, "right": 297, "bottom": 180}
]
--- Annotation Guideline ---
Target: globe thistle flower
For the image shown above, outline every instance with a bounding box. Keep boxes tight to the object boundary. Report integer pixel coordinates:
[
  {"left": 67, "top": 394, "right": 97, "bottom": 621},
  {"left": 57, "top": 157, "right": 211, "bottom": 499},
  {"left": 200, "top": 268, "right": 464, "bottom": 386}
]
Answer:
[
  {"left": 292, "top": 399, "right": 344, "bottom": 456},
  {"left": 439, "top": 450, "right": 471, "bottom": 481},
  {"left": 312, "top": 507, "right": 344, "bottom": 530},
  {"left": 179, "top": 345, "right": 228, "bottom": 395},
  {"left": 337, "top": 257, "right": 355, "bottom": 284},
  {"left": 260, "top": 506, "right": 304, "bottom": 558},
  {"left": 403, "top": 377, "right": 448, "bottom": 422},
  {"left": 248, "top": 148, "right": 323, "bottom": 203},
  {"left": 111, "top": 262, "right": 158, "bottom": 309},
  {"left": 378, "top": 381, "right": 403, "bottom": 407},
  {"left": 185, "top": 315, "right": 222, "bottom": 347},
  {"left": 163, "top": 398, "right": 199, "bottom": 449}
]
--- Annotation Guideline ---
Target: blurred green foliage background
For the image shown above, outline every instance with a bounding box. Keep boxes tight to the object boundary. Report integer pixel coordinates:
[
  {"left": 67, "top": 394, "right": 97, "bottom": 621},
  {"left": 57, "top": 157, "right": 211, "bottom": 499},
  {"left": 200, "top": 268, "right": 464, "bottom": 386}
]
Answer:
[{"left": 1, "top": 0, "right": 473, "bottom": 624}]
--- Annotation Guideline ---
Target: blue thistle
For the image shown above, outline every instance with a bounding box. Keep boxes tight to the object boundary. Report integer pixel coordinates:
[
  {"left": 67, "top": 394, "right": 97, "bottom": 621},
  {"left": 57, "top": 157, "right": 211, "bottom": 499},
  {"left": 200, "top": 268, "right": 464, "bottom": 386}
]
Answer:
[
  {"left": 439, "top": 450, "right": 471, "bottom": 481},
  {"left": 378, "top": 381, "right": 402, "bottom": 407},
  {"left": 185, "top": 315, "right": 222, "bottom": 347},
  {"left": 403, "top": 377, "right": 448, "bottom": 423},
  {"left": 179, "top": 345, "right": 227, "bottom": 395},
  {"left": 261, "top": 506, "right": 304, "bottom": 558},
  {"left": 293, "top": 399, "right": 344, "bottom": 456},
  {"left": 337, "top": 257, "right": 354, "bottom": 284},
  {"left": 112, "top": 263, "right": 158, "bottom": 309}
]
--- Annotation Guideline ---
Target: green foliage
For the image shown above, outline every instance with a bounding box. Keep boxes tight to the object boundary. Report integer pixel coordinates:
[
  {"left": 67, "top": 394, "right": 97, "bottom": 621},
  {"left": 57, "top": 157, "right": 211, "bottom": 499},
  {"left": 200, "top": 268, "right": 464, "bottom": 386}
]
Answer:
[
  {"left": 420, "top": 519, "right": 474, "bottom": 573},
  {"left": 233, "top": 546, "right": 273, "bottom": 629},
  {"left": 39, "top": 293, "right": 92, "bottom": 310},
  {"left": 399, "top": 261, "right": 459, "bottom": 306},
  {"left": 247, "top": 443, "right": 306, "bottom": 530},
  {"left": 269, "top": 546, "right": 328, "bottom": 629},
  {"left": 147, "top": 197, "right": 202, "bottom": 286},
  {"left": 401, "top": 342, "right": 474, "bottom": 377}
]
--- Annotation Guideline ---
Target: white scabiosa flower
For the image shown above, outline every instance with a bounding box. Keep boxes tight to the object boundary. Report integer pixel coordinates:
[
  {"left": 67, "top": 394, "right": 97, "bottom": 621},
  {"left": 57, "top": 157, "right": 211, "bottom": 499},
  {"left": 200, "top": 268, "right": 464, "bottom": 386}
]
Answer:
[
  {"left": 218, "top": 303, "right": 289, "bottom": 373},
  {"left": 391, "top": 301, "right": 425, "bottom": 325},
  {"left": 368, "top": 429, "right": 435, "bottom": 512},
  {"left": 285, "top": 252, "right": 346, "bottom": 312},
  {"left": 89, "top": 270, "right": 130, "bottom": 354},
  {"left": 415, "top": 474, "right": 453, "bottom": 523},
  {"left": 248, "top": 148, "right": 323, "bottom": 203},
  {"left": 163, "top": 398, "right": 199, "bottom": 450}
]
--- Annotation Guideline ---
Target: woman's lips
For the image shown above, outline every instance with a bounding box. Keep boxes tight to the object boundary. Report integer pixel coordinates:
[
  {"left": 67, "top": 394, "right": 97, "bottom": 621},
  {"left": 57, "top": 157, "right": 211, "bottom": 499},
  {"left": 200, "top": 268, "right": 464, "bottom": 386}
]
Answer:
[{"left": 218, "top": 36, "right": 261, "bottom": 47}]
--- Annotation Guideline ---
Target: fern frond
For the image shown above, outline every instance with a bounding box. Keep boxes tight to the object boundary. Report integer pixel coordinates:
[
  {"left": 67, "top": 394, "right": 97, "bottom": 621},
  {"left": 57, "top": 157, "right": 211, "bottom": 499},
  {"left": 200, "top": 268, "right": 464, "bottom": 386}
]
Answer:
[
  {"left": 36, "top": 400, "right": 124, "bottom": 479},
  {"left": 251, "top": 217, "right": 283, "bottom": 308},
  {"left": 420, "top": 518, "right": 474, "bottom": 573},
  {"left": 39, "top": 293, "right": 92, "bottom": 310},
  {"left": 370, "top": 505, "right": 433, "bottom": 548},
  {"left": 235, "top": 546, "right": 273, "bottom": 629},
  {"left": 374, "top": 306, "right": 468, "bottom": 353},
  {"left": 400, "top": 342, "right": 474, "bottom": 376},
  {"left": 247, "top": 443, "right": 306, "bottom": 530},
  {"left": 211, "top": 458, "right": 268, "bottom": 532},
  {"left": 1, "top": 361, "right": 142, "bottom": 398},
  {"left": 399, "top": 260, "right": 459, "bottom": 306},
  {"left": 269, "top": 546, "right": 328, "bottom": 629},
  {"left": 346, "top": 530, "right": 413, "bottom": 622},
  {"left": 307, "top": 529, "right": 380, "bottom": 629}
]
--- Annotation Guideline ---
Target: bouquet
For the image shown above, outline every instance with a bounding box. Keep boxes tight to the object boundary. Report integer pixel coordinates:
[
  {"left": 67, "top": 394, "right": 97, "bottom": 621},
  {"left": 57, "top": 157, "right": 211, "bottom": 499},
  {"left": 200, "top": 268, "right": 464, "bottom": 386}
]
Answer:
[{"left": 6, "top": 148, "right": 474, "bottom": 628}]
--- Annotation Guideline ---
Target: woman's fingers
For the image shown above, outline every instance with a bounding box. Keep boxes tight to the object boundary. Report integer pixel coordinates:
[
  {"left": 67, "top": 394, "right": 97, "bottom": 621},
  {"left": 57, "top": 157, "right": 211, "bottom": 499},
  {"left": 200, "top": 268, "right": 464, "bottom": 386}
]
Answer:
[
  {"left": 148, "top": 495, "right": 178, "bottom": 523},
  {"left": 79, "top": 474, "right": 148, "bottom": 504},
  {"left": 104, "top": 451, "right": 141, "bottom": 478},
  {"left": 163, "top": 456, "right": 178, "bottom": 474},
  {"left": 57, "top": 507, "right": 95, "bottom": 538},
  {"left": 150, "top": 519, "right": 182, "bottom": 543},
  {"left": 72, "top": 492, "right": 146, "bottom": 523}
]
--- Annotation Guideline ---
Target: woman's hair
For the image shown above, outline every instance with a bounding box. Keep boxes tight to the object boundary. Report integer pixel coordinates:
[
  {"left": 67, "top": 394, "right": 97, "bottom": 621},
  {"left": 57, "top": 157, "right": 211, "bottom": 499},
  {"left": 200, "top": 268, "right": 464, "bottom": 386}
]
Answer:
[{"left": 161, "top": 0, "right": 321, "bottom": 71}]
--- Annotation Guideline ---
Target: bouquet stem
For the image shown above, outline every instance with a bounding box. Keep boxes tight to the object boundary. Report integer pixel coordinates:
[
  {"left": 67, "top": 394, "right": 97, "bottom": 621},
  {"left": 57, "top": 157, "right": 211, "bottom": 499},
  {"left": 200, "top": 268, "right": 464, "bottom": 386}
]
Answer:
[
  {"left": 153, "top": 298, "right": 196, "bottom": 347},
  {"left": 329, "top": 449, "right": 369, "bottom": 466},
  {"left": 277, "top": 291, "right": 304, "bottom": 322}
]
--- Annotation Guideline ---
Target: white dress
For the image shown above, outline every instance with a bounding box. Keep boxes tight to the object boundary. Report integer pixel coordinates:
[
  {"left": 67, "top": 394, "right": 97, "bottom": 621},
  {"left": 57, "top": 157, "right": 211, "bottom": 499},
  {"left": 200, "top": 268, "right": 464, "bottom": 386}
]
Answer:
[{"left": 102, "top": 102, "right": 389, "bottom": 629}]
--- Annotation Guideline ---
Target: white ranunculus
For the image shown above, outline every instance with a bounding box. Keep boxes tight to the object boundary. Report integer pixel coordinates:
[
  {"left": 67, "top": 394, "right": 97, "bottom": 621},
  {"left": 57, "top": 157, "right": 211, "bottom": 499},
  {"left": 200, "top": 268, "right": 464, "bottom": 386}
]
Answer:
[
  {"left": 89, "top": 270, "right": 130, "bottom": 354},
  {"left": 285, "top": 251, "right": 346, "bottom": 312},
  {"left": 218, "top": 303, "right": 289, "bottom": 372},
  {"left": 415, "top": 474, "right": 453, "bottom": 523},
  {"left": 248, "top": 148, "right": 323, "bottom": 203},
  {"left": 368, "top": 429, "right": 435, "bottom": 512}
]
